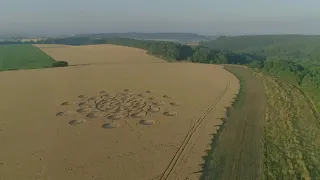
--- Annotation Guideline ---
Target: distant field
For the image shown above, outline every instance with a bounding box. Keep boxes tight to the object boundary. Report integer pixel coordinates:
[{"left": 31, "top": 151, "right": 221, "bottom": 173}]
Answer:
[
  {"left": 0, "top": 45, "right": 56, "bottom": 71},
  {"left": 186, "top": 42, "right": 200, "bottom": 46},
  {"left": 35, "top": 44, "right": 166, "bottom": 65},
  {"left": 74, "top": 32, "right": 210, "bottom": 43}
]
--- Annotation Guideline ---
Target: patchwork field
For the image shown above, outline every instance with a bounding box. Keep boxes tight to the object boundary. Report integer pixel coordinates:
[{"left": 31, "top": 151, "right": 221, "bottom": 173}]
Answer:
[
  {"left": 0, "top": 45, "right": 239, "bottom": 180},
  {"left": 34, "top": 44, "right": 165, "bottom": 65},
  {"left": 0, "top": 45, "right": 55, "bottom": 71}
]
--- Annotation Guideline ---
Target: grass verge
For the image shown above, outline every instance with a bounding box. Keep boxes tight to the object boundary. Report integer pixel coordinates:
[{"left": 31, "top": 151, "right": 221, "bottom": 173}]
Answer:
[
  {"left": 201, "top": 66, "right": 265, "bottom": 180},
  {"left": 254, "top": 72, "right": 320, "bottom": 179}
]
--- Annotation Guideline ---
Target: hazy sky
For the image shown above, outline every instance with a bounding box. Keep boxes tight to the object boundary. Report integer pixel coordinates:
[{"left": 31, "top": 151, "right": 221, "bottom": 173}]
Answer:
[{"left": 1, "top": 0, "right": 320, "bottom": 36}]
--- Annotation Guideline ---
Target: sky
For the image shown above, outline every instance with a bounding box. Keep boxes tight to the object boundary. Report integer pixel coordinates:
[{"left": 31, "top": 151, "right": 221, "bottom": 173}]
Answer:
[{"left": 1, "top": 0, "right": 320, "bottom": 36}]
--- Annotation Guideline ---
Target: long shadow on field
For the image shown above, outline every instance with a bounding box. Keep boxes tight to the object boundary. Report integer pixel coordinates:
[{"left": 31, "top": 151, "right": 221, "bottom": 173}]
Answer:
[{"left": 201, "top": 66, "right": 266, "bottom": 180}]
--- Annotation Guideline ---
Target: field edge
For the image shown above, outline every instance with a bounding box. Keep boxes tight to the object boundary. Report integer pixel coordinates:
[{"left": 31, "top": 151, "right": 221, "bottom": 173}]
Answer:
[{"left": 200, "top": 65, "right": 245, "bottom": 179}]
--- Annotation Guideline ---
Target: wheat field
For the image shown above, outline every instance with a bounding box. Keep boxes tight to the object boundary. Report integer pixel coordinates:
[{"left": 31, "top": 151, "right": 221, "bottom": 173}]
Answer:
[{"left": 0, "top": 44, "right": 239, "bottom": 180}]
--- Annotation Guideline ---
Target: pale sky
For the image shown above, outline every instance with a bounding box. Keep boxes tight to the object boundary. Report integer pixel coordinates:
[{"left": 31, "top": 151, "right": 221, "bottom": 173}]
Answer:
[{"left": 1, "top": 0, "right": 319, "bottom": 36}]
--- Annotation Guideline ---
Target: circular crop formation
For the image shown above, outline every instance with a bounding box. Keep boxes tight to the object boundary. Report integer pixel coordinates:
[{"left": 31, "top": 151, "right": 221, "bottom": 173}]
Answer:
[{"left": 56, "top": 89, "right": 181, "bottom": 129}]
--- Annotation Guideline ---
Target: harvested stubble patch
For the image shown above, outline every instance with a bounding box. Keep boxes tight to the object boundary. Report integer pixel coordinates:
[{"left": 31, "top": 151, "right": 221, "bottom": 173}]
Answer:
[{"left": 254, "top": 72, "right": 320, "bottom": 179}]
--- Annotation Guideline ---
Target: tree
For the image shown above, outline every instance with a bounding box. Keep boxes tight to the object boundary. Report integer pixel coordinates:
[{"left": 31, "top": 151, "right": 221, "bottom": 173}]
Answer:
[
  {"left": 52, "top": 61, "right": 68, "bottom": 67},
  {"left": 248, "top": 60, "right": 264, "bottom": 69}
]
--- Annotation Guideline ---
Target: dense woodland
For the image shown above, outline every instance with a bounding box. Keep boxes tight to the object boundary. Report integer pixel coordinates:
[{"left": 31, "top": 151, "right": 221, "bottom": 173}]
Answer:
[
  {"left": 202, "top": 35, "right": 320, "bottom": 111},
  {"left": 36, "top": 37, "right": 266, "bottom": 64},
  {"left": 256, "top": 59, "right": 320, "bottom": 111},
  {"left": 201, "top": 35, "right": 320, "bottom": 65}
]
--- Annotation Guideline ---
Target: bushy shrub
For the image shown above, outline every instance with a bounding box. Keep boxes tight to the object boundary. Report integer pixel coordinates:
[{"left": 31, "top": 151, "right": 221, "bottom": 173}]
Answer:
[{"left": 52, "top": 61, "right": 68, "bottom": 67}]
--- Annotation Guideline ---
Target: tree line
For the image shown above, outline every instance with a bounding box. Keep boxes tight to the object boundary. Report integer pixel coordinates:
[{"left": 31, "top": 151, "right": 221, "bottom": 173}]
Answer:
[
  {"left": 201, "top": 35, "right": 320, "bottom": 65},
  {"left": 250, "top": 59, "right": 320, "bottom": 111},
  {"left": 201, "top": 35, "right": 320, "bottom": 111},
  {"left": 35, "top": 37, "right": 266, "bottom": 64}
]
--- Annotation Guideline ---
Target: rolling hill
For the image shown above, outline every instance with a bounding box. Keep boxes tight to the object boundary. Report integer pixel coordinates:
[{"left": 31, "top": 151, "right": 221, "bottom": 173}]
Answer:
[
  {"left": 201, "top": 35, "right": 320, "bottom": 65},
  {"left": 74, "top": 32, "right": 212, "bottom": 43}
]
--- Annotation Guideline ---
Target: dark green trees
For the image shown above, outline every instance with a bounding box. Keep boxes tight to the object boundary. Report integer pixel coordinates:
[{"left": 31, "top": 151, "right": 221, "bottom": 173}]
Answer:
[{"left": 52, "top": 61, "right": 68, "bottom": 67}]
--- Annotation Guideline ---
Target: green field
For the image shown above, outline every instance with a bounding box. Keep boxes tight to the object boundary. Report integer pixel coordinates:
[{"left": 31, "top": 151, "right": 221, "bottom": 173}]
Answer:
[
  {"left": 202, "top": 66, "right": 265, "bottom": 180},
  {"left": 0, "top": 45, "right": 56, "bottom": 71}
]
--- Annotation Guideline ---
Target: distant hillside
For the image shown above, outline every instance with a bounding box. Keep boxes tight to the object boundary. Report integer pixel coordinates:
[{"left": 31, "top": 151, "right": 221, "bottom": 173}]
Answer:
[
  {"left": 74, "top": 32, "right": 211, "bottom": 43},
  {"left": 201, "top": 35, "right": 320, "bottom": 64}
]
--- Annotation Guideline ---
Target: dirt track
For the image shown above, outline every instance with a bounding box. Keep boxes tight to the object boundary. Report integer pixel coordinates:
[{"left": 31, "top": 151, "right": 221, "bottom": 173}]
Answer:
[
  {"left": 0, "top": 45, "right": 239, "bottom": 180},
  {"left": 202, "top": 66, "right": 266, "bottom": 180}
]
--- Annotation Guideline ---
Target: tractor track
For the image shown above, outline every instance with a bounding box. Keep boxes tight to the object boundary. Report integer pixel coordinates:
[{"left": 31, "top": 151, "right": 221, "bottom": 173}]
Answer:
[{"left": 159, "top": 80, "right": 231, "bottom": 180}]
